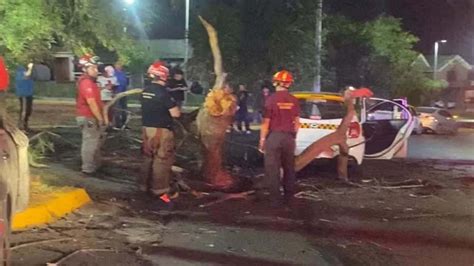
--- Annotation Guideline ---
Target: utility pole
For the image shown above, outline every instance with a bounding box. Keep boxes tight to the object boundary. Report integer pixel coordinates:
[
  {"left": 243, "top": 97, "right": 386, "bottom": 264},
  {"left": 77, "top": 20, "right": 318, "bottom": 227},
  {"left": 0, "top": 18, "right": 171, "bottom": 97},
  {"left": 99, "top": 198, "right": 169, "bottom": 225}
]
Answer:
[
  {"left": 313, "top": 0, "right": 323, "bottom": 92},
  {"left": 433, "top": 40, "right": 447, "bottom": 80}
]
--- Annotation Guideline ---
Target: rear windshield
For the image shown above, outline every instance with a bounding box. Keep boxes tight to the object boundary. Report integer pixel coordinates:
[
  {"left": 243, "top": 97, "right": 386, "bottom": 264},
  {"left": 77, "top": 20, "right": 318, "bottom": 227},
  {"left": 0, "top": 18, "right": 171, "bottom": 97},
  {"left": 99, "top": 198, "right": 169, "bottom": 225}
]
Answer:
[
  {"left": 416, "top": 107, "right": 436, "bottom": 114},
  {"left": 299, "top": 99, "right": 345, "bottom": 119}
]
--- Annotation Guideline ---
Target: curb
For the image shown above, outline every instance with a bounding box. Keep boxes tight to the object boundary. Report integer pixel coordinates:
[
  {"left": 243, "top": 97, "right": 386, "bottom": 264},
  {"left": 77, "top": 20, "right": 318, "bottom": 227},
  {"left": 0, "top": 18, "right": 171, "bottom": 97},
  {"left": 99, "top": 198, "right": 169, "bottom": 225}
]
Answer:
[{"left": 12, "top": 188, "right": 92, "bottom": 230}]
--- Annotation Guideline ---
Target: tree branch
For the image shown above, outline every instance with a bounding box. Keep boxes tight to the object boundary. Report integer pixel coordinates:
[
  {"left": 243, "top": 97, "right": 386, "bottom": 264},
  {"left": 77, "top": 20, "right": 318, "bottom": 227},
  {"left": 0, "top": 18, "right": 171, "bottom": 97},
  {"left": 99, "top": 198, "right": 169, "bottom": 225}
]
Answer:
[
  {"left": 103, "top": 88, "right": 143, "bottom": 124},
  {"left": 198, "top": 16, "right": 225, "bottom": 90}
]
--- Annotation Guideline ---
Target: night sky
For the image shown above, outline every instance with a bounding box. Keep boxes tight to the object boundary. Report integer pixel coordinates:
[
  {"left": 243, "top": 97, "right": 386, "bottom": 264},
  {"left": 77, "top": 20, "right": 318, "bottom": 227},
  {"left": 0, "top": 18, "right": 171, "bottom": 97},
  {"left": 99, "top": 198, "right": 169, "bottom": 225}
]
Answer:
[
  {"left": 389, "top": 0, "right": 474, "bottom": 62},
  {"left": 149, "top": 0, "right": 474, "bottom": 62}
]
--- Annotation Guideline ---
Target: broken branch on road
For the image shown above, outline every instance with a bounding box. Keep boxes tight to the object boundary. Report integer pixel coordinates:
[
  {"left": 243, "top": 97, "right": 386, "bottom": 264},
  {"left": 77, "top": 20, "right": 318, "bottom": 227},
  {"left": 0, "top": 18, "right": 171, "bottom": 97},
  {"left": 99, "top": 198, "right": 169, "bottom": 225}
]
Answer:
[{"left": 11, "top": 237, "right": 74, "bottom": 250}]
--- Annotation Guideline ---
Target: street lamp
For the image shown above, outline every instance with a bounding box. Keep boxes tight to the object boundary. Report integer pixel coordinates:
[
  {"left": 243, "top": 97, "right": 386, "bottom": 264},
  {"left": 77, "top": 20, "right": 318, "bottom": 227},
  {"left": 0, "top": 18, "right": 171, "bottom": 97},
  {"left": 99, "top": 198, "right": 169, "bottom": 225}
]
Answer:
[
  {"left": 122, "top": 0, "right": 135, "bottom": 33},
  {"left": 184, "top": 0, "right": 190, "bottom": 66},
  {"left": 433, "top": 39, "right": 447, "bottom": 80}
]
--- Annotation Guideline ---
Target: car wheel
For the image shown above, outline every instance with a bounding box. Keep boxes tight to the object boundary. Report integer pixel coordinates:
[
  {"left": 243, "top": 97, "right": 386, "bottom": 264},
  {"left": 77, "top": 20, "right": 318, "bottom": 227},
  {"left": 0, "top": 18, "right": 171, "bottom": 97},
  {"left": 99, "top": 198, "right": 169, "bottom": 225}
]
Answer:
[
  {"left": 423, "top": 127, "right": 435, "bottom": 134},
  {"left": 416, "top": 126, "right": 424, "bottom": 135}
]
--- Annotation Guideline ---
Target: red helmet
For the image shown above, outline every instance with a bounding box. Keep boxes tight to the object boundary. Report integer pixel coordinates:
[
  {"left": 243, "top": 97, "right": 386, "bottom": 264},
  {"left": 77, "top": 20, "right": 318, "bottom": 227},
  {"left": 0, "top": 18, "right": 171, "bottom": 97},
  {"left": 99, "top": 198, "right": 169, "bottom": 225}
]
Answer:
[
  {"left": 272, "top": 70, "right": 294, "bottom": 88},
  {"left": 78, "top": 54, "right": 101, "bottom": 69},
  {"left": 147, "top": 60, "right": 169, "bottom": 81}
]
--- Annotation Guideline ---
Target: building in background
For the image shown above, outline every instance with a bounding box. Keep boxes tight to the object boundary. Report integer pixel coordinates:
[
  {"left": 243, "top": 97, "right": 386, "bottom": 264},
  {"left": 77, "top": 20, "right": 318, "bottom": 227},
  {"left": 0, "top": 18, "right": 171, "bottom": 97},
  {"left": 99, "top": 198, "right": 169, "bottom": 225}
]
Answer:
[
  {"left": 413, "top": 54, "right": 474, "bottom": 112},
  {"left": 52, "top": 51, "right": 75, "bottom": 82}
]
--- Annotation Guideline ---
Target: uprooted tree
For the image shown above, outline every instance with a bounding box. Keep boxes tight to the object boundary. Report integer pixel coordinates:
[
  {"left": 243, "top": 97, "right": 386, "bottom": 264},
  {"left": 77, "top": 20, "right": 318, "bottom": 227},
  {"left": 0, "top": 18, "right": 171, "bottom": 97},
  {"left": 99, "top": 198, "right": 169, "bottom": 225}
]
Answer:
[{"left": 195, "top": 17, "right": 237, "bottom": 189}]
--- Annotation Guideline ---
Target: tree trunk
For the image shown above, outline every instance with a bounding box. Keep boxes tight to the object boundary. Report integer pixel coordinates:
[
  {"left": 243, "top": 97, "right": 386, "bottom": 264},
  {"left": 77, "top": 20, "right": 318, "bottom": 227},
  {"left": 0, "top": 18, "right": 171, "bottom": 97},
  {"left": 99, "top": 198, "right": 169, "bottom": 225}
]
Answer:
[
  {"left": 313, "top": 0, "right": 323, "bottom": 92},
  {"left": 196, "top": 16, "right": 237, "bottom": 189}
]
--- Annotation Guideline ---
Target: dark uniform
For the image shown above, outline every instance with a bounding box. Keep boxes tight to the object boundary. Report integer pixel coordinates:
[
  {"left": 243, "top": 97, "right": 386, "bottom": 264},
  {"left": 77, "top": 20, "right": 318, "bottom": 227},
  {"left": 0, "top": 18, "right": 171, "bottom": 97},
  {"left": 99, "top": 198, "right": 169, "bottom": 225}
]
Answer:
[
  {"left": 140, "top": 83, "right": 177, "bottom": 195},
  {"left": 236, "top": 90, "right": 250, "bottom": 131},
  {"left": 263, "top": 90, "right": 300, "bottom": 200},
  {"left": 167, "top": 77, "right": 188, "bottom": 108}
]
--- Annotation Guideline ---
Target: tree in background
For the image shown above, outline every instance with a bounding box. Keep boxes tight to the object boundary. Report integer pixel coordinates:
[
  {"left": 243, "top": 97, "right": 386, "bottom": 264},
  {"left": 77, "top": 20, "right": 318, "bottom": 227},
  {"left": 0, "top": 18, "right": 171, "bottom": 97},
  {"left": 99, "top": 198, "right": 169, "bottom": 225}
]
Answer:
[
  {"left": 324, "top": 15, "right": 441, "bottom": 103},
  {"left": 187, "top": 0, "right": 320, "bottom": 91},
  {"left": 0, "top": 0, "right": 156, "bottom": 69},
  {"left": 187, "top": 1, "right": 438, "bottom": 103}
]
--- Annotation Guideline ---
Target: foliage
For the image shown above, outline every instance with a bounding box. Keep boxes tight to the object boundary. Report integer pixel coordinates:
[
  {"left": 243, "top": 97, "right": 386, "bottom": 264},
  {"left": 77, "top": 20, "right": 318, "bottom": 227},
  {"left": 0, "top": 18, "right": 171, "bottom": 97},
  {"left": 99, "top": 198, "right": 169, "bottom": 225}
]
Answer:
[
  {"left": 0, "top": 0, "right": 156, "bottom": 71},
  {"left": 204, "top": 89, "right": 237, "bottom": 116},
  {"left": 187, "top": 2, "right": 242, "bottom": 89},
  {"left": 187, "top": 0, "right": 320, "bottom": 91},
  {"left": 324, "top": 15, "right": 439, "bottom": 102},
  {"left": 267, "top": 0, "right": 319, "bottom": 89},
  {"left": 29, "top": 132, "right": 55, "bottom": 168}
]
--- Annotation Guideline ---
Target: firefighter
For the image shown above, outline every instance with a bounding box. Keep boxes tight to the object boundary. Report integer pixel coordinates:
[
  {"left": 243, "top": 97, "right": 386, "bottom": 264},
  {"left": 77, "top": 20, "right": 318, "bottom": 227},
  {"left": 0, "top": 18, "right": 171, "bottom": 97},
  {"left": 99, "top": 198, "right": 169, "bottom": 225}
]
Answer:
[
  {"left": 258, "top": 70, "right": 300, "bottom": 205},
  {"left": 75, "top": 54, "right": 107, "bottom": 175},
  {"left": 140, "top": 60, "right": 181, "bottom": 203}
]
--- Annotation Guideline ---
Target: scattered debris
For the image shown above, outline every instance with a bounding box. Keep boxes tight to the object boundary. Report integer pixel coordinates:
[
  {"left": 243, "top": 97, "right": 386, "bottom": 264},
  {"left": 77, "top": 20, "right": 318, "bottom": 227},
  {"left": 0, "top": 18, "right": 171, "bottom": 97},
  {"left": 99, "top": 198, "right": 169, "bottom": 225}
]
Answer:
[
  {"left": 319, "top": 218, "right": 338, "bottom": 224},
  {"left": 47, "top": 248, "right": 117, "bottom": 266},
  {"left": 294, "top": 191, "right": 323, "bottom": 201},
  {"left": 11, "top": 237, "right": 74, "bottom": 250},
  {"left": 367, "top": 240, "right": 392, "bottom": 251},
  {"left": 199, "top": 190, "right": 255, "bottom": 207},
  {"left": 392, "top": 213, "right": 453, "bottom": 220}
]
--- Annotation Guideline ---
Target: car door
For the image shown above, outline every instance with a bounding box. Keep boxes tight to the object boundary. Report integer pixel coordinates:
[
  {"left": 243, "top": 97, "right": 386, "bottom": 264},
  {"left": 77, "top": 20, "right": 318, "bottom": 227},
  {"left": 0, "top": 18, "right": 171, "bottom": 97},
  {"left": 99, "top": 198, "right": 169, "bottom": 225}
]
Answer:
[
  {"left": 0, "top": 126, "right": 29, "bottom": 213},
  {"left": 361, "top": 98, "right": 415, "bottom": 159},
  {"left": 436, "top": 109, "right": 458, "bottom": 133}
]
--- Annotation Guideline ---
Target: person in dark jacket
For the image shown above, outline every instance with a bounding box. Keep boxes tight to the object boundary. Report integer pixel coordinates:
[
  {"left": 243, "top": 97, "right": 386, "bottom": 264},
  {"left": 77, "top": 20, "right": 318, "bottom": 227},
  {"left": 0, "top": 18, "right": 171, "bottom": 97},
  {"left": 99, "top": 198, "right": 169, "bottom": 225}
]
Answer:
[
  {"left": 235, "top": 84, "right": 251, "bottom": 134},
  {"left": 15, "top": 63, "right": 34, "bottom": 131},
  {"left": 253, "top": 84, "right": 272, "bottom": 123},
  {"left": 167, "top": 68, "right": 188, "bottom": 109},
  {"left": 140, "top": 61, "right": 181, "bottom": 204}
]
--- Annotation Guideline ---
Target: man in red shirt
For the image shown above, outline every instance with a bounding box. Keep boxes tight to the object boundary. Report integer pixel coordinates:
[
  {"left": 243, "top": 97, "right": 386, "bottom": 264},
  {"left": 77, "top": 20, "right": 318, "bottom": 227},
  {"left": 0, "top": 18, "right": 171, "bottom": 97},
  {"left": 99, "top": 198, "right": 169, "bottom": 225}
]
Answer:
[
  {"left": 258, "top": 70, "right": 300, "bottom": 204},
  {"left": 76, "top": 54, "right": 106, "bottom": 175}
]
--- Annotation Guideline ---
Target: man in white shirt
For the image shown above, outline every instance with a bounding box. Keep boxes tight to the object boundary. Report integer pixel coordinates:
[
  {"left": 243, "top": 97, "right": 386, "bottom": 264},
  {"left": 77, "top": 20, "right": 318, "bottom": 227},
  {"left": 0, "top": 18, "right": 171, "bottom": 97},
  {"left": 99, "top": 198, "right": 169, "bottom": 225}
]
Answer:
[
  {"left": 97, "top": 65, "right": 118, "bottom": 103},
  {"left": 97, "top": 65, "right": 118, "bottom": 127}
]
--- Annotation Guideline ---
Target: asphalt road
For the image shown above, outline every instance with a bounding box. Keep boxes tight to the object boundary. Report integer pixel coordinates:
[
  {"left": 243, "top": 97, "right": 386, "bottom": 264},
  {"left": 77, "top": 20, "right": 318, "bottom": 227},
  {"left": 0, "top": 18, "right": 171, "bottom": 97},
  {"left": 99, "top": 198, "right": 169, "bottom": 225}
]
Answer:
[{"left": 408, "top": 128, "right": 474, "bottom": 160}]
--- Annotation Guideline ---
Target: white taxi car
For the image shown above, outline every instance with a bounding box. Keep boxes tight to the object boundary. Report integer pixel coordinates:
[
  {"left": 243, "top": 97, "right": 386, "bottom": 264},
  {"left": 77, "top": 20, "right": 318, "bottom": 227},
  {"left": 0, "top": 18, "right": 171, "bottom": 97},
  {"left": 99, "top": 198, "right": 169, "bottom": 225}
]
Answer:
[{"left": 293, "top": 92, "right": 415, "bottom": 167}]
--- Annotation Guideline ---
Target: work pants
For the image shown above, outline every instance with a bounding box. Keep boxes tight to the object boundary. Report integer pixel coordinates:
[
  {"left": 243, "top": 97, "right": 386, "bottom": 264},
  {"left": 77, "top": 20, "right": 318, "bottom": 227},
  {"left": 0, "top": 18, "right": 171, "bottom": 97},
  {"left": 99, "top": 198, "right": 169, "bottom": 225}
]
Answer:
[
  {"left": 235, "top": 110, "right": 250, "bottom": 131},
  {"left": 114, "top": 97, "right": 128, "bottom": 128},
  {"left": 263, "top": 131, "right": 296, "bottom": 199},
  {"left": 77, "top": 117, "right": 106, "bottom": 174},
  {"left": 140, "top": 127, "right": 175, "bottom": 195},
  {"left": 18, "top": 96, "right": 33, "bottom": 130}
]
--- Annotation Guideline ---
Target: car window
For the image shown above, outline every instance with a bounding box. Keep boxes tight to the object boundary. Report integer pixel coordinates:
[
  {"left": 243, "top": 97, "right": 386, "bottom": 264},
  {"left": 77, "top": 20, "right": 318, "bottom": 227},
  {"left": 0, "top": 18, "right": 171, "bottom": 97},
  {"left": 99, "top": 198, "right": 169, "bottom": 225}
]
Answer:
[
  {"left": 369, "top": 102, "right": 393, "bottom": 111},
  {"left": 438, "top": 110, "right": 452, "bottom": 118},
  {"left": 299, "top": 99, "right": 345, "bottom": 119},
  {"left": 416, "top": 107, "right": 436, "bottom": 114}
]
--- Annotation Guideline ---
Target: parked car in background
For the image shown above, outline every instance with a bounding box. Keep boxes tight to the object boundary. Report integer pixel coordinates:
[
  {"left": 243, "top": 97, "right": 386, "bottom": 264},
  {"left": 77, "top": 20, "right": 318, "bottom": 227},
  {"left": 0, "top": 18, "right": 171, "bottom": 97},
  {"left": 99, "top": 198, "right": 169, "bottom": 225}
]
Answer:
[{"left": 416, "top": 107, "right": 458, "bottom": 134}]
